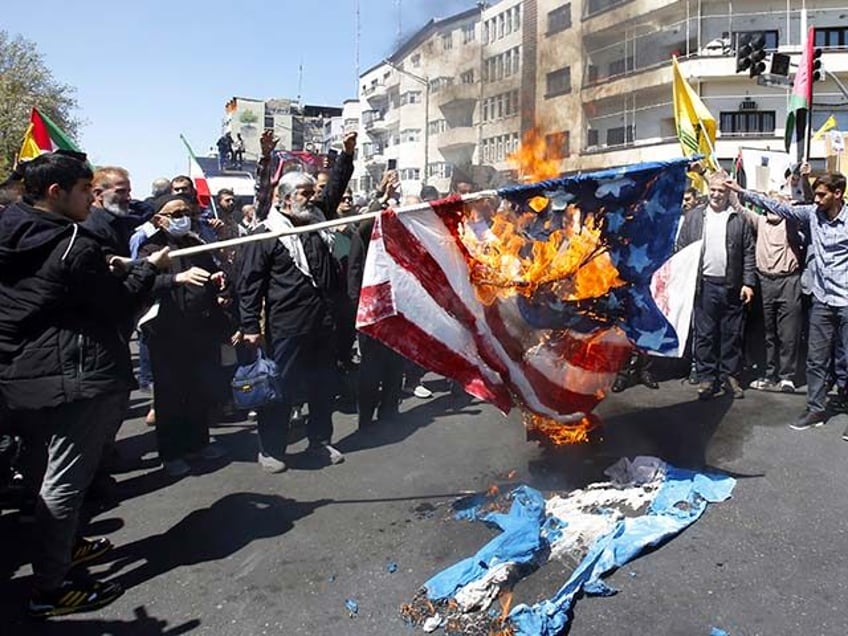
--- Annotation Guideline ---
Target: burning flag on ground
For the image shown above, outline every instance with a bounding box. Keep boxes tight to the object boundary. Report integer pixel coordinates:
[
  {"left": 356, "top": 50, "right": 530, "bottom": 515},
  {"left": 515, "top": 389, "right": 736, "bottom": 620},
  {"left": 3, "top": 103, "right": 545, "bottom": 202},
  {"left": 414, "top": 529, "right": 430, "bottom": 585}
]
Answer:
[
  {"left": 401, "top": 457, "right": 736, "bottom": 635},
  {"left": 356, "top": 158, "right": 695, "bottom": 440}
]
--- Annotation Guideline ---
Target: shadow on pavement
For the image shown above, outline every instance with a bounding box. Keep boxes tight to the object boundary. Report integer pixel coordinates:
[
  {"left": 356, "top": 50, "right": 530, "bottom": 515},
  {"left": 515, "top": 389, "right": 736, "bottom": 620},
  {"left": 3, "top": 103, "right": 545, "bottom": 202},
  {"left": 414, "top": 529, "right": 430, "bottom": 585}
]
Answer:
[
  {"left": 525, "top": 395, "right": 738, "bottom": 492},
  {"left": 97, "top": 492, "right": 329, "bottom": 591},
  {"left": 13, "top": 605, "right": 200, "bottom": 636},
  {"left": 334, "top": 391, "right": 481, "bottom": 456}
]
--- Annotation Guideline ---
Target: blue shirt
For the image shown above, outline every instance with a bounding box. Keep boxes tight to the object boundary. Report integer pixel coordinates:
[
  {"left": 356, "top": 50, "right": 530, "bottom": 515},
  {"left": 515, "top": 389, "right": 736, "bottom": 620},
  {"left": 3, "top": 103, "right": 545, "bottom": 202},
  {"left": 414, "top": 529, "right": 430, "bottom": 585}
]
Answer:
[{"left": 742, "top": 189, "right": 848, "bottom": 306}]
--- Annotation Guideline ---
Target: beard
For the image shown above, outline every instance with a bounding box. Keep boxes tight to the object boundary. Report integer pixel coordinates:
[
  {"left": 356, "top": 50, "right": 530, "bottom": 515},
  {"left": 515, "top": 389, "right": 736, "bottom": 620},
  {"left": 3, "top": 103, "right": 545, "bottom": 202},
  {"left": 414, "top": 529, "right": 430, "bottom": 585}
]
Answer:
[
  {"left": 286, "top": 201, "right": 321, "bottom": 225},
  {"left": 102, "top": 198, "right": 130, "bottom": 216}
]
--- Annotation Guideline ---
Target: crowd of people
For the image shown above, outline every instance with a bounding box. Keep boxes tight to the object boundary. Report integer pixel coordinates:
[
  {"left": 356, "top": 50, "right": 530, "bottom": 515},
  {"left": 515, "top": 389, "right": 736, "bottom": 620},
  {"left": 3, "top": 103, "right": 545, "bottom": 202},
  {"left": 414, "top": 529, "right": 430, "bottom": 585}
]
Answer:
[{"left": 0, "top": 131, "right": 845, "bottom": 619}]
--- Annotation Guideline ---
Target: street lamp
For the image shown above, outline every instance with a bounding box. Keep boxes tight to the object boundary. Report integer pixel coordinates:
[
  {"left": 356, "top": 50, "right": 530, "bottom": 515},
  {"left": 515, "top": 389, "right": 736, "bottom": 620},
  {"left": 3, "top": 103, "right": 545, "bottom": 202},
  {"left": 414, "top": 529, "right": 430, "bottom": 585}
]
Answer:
[{"left": 384, "top": 59, "right": 430, "bottom": 184}]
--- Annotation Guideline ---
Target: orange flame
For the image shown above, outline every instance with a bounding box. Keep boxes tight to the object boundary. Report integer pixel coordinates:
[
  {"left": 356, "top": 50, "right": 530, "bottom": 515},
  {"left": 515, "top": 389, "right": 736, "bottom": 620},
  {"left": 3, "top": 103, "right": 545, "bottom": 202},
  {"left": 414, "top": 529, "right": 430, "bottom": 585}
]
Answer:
[
  {"left": 523, "top": 412, "right": 599, "bottom": 445},
  {"left": 498, "top": 589, "right": 514, "bottom": 621},
  {"left": 508, "top": 129, "right": 564, "bottom": 182}
]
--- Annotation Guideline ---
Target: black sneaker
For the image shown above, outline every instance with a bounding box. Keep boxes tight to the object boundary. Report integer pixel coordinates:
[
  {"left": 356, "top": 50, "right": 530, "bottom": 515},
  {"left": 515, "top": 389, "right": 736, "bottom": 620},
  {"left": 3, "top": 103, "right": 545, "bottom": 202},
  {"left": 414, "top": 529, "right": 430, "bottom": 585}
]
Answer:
[
  {"left": 611, "top": 374, "right": 629, "bottom": 393},
  {"left": 639, "top": 369, "right": 659, "bottom": 389},
  {"left": 70, "top": 537, "right": 112, "bottom": 567},
  {"left": 789, "top": 410, "right": 827, "bottom": 431},
  {"left": 27, "top": 579, "right": 123, "bottom": 618}
]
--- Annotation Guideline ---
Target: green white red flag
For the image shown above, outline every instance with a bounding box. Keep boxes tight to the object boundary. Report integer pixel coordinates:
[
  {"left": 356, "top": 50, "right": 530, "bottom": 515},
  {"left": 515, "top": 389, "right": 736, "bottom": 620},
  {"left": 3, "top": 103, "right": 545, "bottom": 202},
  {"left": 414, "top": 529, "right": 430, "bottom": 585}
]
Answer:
[
  {"left": 785, "top": 26, "right": 815, "bottom": 156},
  {"left": 18, "top": 107, "right": 80, "bottom": 162}
]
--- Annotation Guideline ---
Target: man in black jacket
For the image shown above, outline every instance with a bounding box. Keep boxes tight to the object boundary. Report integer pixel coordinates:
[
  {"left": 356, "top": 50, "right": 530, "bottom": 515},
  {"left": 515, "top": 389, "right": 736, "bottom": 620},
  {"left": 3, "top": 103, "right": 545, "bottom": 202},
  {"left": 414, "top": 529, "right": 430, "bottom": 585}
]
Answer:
[
  {"left": 0, "top": 153, "right": 169, "bottom": 617},
  {"left": 83, "top": 166, "right": 153, "bottom": 259},
  {"left": 676, "top": 172, "right": 756, "bottom": 400},
  {"left": 238, "top": 130, "right": 356, "bottom": 472}
]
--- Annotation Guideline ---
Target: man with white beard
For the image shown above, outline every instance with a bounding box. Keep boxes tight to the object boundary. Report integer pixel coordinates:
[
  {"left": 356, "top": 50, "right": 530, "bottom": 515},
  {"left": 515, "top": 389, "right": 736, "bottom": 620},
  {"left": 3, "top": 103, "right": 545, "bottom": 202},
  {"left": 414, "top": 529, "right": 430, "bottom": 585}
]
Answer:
[
  {"left": 84, "top": 166, "right": 153, "bottom": 259},
  {"left": 238, "top": 132, "right": 356, "bottom": 473}
]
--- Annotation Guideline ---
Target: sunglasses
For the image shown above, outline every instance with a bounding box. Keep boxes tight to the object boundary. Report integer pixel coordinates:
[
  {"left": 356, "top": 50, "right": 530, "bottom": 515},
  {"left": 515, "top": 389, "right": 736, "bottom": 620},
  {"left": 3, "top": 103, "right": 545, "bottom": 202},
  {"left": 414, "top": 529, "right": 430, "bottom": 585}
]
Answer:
[{"left": 341, "top": 197, "right": 353, "bottom": 203}]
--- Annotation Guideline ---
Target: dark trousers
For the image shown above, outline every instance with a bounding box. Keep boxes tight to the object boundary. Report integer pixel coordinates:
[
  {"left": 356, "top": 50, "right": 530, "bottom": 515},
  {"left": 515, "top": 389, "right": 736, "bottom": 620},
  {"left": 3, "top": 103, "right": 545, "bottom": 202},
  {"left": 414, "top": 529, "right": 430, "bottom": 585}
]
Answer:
[
  {"left": 137, "top": 331, "right": 153, "bottom": 387},
  {"left": 358, "top": 334, "right": 404, "bottom": 425},
  {"left": 17, "top": 392, "right": 125, "bottom": 590},
  {"left": 806, "top": 300, "right": 848, "bottom": 413},
  {"left": 149, "top": 336, "right": 219, "bottom": 461},
  {"left": 694, "top": 278, "right": 745, "bottom": 384},
  {"left": 759, "top": 272, "right": 802, "bottom": 382},
  {"left": 257, "top": 332, "right": 336, "bottom": 459}
]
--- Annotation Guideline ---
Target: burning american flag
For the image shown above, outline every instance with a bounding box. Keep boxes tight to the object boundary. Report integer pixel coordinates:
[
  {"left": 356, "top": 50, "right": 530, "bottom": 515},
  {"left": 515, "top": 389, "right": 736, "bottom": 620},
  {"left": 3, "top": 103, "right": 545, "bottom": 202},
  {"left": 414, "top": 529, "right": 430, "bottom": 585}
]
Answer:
[{"left": 356, "top": 159, "right": 694, "bottom": 441}]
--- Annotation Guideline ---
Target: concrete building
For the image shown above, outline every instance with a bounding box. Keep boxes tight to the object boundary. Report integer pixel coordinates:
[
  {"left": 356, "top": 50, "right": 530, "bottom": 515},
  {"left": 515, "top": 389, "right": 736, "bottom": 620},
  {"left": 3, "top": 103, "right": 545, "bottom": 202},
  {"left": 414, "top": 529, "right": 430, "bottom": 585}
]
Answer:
[
  {"left": 223, "top": 97, "right": 342, "bottom": 163},
  {"left": 353, "top": 0, "right": 848, "bottom": 196}
]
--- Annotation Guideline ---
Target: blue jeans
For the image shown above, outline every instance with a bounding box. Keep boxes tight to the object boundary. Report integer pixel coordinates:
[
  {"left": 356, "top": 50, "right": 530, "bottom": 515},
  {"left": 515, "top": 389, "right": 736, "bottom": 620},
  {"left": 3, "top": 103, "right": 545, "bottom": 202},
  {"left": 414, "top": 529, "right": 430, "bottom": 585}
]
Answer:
[
  {"left": 694, "top": 279, "right": 745, "bottom": 384},
  {"left": 806, "top": 300, "right": 848, "bottom": 413},
  {"left": 257, "top": 332, "right": 337, "bottom": 459}
]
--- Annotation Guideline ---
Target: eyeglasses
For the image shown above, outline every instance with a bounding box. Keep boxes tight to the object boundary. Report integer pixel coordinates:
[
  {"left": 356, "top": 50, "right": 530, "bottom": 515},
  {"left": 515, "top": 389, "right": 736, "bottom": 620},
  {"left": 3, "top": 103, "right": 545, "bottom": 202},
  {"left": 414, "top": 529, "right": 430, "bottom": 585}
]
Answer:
[{"left": 341, "top": 197, "right": 353, "bottom": 203}]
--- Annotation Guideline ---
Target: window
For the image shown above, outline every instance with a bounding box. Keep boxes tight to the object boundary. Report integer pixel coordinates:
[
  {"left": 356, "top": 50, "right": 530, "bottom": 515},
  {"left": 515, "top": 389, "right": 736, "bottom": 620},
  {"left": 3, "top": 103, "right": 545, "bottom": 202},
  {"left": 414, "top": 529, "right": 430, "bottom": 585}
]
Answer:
[
  {"left": 548, "top": 4, "right": 572, "bottom": 35},
  {"left": 442, "top": 32, "right": 453, "bottom": 51},
  {"left": 546, "top": 67, "right": 571, "bottom": 97},
  {"left": 400, "top": 91, "right": 422, "bottom": 105},
  {"left": 462, "top": 23, "right": 475, "bottom": 44},
  {"left": 264, "top": 114, "right": 275, "bottom": 129},
  {"left": 498, "top": 14, "right": 505, "bottom": 38},
  {"left": 400, "top": 128, "right": 421, "bottom": 143},
  {"left": 733, "top": 30, "right": 779, "bottom": 51},
  {"left": 428, "top": 162, "right": 454, "bottom": 178},
  {"left": 719, "top": 110, "right": 776, "bottom": 134},
  {"left": 506, "top": 9, "right": 513, "bottom": 34},
  {"left": 815, "top": 27, "right": 848, "bottom": 49},
  {"left": 482, "top": 21, "right": 489, "bottom": 44},
  {"left": 360, "top": 175, "right": 374, "bottom": 192},
  {"left": 411, "top": 54, "right": 420, "bottom": 68},
  {"left": 400, "top": 168, "right": 421, "bottom": 181},
  {"left": 606, "top": 126, "right": 634, "bottom": 145},
  {"left": 460, "top": 69, "right": 475, "bottom": 84},
  {"left": 428, "top": 120, "right": 448, "bottom": 134},
  {"left": 544, "top": 131, "right": 570, "bottom": 159},
  {"left": 586, "top": 0, "right": 629, "bottom": 18},
  {"left": 514, "top": 5, "right": 521, "bottom": 30},
  {"left": 587, "top": 129, "right": 599, "bottom": 147},
  {"left": 608, "top": 57, "right": 634, "bottom": 76}
]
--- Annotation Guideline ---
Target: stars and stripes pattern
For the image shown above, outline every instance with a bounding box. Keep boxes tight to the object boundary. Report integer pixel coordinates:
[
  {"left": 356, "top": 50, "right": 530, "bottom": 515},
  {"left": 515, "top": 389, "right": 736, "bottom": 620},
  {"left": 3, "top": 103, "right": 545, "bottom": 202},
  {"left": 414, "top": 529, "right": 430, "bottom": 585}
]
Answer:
[{"left": 356, "top": 159, "right": 693, "bottom": 420}]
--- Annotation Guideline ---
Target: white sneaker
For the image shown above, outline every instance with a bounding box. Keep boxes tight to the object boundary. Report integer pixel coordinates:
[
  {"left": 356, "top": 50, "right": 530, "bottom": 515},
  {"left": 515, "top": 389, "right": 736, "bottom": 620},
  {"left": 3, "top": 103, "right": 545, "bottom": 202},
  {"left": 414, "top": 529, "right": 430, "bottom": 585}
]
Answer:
[
  {"left": 413, "top": 384, "right": 433, "bottom": 399},
  {"left": 324, "top": 444, "right": 345, "bottom": 465},
  {"left": 258, "top": 452, "right": 287, "bottom": 473},
  {"left": 164, "top": 458, "right": 190, "bottom": 477},
  {"left": 307, "top": 443, "right": 345, "bottom": 465},
  {"left": 779, "top": 379, "right": 796, "bottom": 393},
  {"left": 247, "top": 410, "right": 258, "bottom": 421}
]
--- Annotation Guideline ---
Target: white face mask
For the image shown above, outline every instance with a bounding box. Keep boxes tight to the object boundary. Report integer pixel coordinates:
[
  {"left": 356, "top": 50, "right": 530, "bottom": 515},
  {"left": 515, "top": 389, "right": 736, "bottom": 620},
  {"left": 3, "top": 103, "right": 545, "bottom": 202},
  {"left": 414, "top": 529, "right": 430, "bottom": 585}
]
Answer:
[{"left": 165, "top": 216, "right": 192, "bottom": 237}]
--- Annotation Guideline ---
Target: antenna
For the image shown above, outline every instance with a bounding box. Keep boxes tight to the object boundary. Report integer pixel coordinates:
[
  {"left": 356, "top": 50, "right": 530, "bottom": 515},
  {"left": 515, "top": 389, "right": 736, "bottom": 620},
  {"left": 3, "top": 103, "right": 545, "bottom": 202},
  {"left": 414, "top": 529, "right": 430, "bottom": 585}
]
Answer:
[
  {"left": 354, "top": 0, "right": 361, "bottom": 94},
  {"left": 297, "top": 58, "right": 303, "bottom": 104}
]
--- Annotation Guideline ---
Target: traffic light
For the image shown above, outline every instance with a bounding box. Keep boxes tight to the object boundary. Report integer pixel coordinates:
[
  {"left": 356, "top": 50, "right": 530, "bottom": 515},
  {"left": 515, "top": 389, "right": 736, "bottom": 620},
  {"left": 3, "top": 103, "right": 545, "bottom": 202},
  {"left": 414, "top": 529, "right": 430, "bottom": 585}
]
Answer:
[
  {"left": 748, "top": 33, "right": 767, "bottom": 78},
  {"left": 736, "top": 34, "right": 752, "bottom": 73},
  {"left": 812, "top": 47, "right": 824, "bottom": 81},
  {"left": 770, "top": 52, "right": 791, "bottom": 77}
]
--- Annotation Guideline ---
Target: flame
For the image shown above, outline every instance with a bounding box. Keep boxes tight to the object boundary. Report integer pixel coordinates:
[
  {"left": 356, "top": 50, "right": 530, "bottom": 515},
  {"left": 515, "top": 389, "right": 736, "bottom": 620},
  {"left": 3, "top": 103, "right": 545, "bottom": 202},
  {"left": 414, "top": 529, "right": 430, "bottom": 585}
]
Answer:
[
  {"left": 508, "top": 128, "right": 564, "bottom": 182},
  {"left": 498, "top": 589, "right": 514, "bottom": 620},
  {"left": 523, "top": 412, "right": 599, "bottom": 445},
  {"left": 487, "top": 483, "right": 500, "bottom": 497}
]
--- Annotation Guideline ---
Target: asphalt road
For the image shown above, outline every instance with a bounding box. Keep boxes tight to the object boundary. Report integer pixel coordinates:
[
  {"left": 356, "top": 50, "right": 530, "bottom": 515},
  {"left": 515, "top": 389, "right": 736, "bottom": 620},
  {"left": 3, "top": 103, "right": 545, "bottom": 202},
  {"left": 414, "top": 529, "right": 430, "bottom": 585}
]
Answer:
[{"left": 4, "top": 374, "right": 848, "bottom": 636}]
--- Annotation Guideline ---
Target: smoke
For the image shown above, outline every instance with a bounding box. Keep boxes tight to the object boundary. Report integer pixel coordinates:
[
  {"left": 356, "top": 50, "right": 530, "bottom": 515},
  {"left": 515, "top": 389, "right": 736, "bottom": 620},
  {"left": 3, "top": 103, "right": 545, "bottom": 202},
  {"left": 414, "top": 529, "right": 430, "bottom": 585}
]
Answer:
[{"left": 384, "top": 0, "right": 480, "bottom": 57}]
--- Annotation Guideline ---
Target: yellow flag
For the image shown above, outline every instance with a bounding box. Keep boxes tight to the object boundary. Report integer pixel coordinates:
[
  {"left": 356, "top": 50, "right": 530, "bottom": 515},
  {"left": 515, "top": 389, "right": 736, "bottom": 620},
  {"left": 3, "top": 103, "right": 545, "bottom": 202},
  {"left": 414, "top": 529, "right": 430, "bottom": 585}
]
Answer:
[
  {"left": 672, "top": 56, "right": 717, "bottom": 170},
  {"left": 17, "top": 123, "right": 42, "bottom": 163},
  {"left": 812, "top": 115, "right": 837, "bottom": 141}
]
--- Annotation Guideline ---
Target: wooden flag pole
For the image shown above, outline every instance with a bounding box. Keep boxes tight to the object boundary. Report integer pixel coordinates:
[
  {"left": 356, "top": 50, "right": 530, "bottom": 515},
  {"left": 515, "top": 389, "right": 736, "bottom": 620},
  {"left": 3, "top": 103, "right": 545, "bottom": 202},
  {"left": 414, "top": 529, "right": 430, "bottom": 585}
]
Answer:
[{"left": 168, "top": 190, "right": 498, "bottom": 259}]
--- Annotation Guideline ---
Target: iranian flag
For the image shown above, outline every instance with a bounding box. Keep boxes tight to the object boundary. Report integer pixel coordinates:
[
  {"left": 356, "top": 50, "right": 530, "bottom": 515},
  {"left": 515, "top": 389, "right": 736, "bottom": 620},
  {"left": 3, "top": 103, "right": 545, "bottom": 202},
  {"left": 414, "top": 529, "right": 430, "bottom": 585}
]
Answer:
[
  {"left": 18, "top": 107, "right": 81, "bottom": 162},
  {"left": 179, "top": 134, "right": 211, "bottom": 208},
  {"left": 785, "top": 26, "right": 815, "bottom": 157}
]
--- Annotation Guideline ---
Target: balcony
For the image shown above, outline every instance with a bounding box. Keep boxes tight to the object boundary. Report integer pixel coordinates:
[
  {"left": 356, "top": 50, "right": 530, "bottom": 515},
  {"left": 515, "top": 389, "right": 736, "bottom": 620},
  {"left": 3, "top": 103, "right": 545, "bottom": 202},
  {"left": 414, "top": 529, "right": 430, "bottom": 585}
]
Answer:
[
  {"left": 363, "top": 82, "right": 388, "bottom": 104},
  {"left": 434, "top": 126, "right": 477, "bottom": 155},
  {"left": 582, "top": 55, "right": 735, "bottom": 103},
  {"left": 436, "top": 83, "right": 479, "bottom": 112},
  {"left": 362, "top": 110, "right": 389, "bottom": 135}
]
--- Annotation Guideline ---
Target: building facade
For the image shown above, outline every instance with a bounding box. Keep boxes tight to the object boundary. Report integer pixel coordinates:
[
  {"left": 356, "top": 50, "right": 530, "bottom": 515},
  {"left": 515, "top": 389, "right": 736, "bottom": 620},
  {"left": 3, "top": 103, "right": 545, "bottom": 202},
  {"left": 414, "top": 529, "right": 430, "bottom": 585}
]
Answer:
[{"left": 352, "top": 0, "right": 848, "bottom": 196}]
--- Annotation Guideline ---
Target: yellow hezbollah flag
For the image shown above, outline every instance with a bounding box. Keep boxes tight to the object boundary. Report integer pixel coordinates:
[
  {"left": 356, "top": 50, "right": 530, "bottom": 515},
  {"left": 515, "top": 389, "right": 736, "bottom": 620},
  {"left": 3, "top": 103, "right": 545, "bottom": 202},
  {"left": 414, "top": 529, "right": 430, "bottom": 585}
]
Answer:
[
  {"left": 672, "top": 56, "right": 717, "bottom": 170},
  {"left": 812, "top": 114, "right": 837, "bottom": 142}
]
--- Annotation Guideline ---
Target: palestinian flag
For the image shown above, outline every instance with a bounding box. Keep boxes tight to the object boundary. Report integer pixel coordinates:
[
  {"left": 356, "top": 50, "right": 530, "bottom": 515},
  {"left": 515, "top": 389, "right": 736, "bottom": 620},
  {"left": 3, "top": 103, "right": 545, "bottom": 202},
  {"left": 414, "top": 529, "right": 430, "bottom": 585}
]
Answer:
[
  {"left": 179, "top": 134, "right": 211, "bottom": 208},
  {"left": 18, "top": 107, "right": 80, "bottom": 162},
  {"left": 785, "top": 26, "right": 814, "bottom": 157}
]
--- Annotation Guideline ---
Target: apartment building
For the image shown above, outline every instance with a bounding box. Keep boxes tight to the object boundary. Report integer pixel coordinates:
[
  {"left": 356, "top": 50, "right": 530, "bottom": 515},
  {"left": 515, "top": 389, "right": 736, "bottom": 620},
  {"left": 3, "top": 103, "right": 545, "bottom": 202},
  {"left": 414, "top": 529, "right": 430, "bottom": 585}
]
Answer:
[
  {"left": 223, "top": 96, "right": 342, "bottom": 163},
  {"left": 353, "top": 0, "right": 848, "bottom": 195},
  {"left": 539, "top": 0, "right": 848, "bottom": 174}
]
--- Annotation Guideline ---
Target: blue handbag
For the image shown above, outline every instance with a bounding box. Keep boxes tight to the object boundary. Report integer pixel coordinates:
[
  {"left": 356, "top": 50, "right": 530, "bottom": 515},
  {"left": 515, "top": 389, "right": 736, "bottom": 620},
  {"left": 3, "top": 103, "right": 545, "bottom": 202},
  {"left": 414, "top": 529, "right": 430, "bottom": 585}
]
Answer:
[{"left": 231, "top": 349, "right": 283, "bottom": 410}]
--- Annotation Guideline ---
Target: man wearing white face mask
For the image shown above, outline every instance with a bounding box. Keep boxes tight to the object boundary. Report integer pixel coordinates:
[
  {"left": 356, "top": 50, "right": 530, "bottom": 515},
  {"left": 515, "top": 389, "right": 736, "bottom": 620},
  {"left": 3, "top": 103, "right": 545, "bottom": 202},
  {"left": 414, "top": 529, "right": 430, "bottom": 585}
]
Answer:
[{"left": 137, "top": 194, "right": 236, "bottom": 476}]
